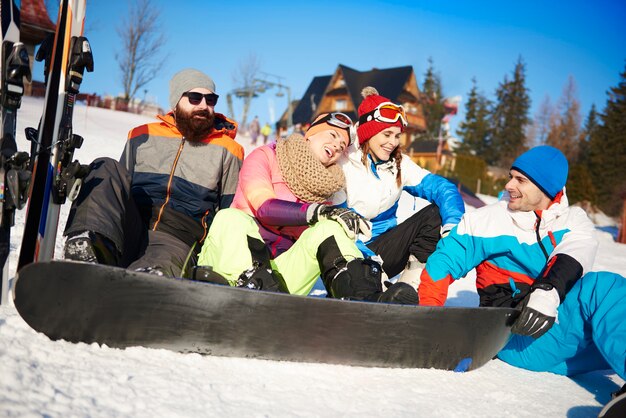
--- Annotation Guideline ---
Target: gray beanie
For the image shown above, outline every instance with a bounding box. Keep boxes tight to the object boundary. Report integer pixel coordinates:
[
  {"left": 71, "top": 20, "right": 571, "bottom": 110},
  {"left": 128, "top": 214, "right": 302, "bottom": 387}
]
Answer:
[{"left": 169, "top": 68, "right": 216, "bottom": 109}]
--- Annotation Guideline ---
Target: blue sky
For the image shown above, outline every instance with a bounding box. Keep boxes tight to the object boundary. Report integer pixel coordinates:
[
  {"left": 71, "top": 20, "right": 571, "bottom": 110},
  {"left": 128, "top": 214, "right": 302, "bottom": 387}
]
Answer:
[{"left": 38, "top": 0, "right": 626, "bottom": 136}]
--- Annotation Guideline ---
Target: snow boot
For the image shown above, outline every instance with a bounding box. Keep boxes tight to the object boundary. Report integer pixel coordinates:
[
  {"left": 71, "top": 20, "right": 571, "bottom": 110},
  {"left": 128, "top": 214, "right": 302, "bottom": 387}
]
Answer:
[
  {"left": 192, "top": 265, "right": 230, "bottom": 285},
  {"left": 397, "top": 254, "right": 424, "bottom": 291},
  {"left": 378, "top": 282, "right": 419, "bottom": 305},
  {"left": 331, "top": 259, "right": 418, "bottom": 305},
  {"left": 63, "top": 231, "right": 119, "bottom": 265},
  {"left": 134, "top": 266, "right": 165, "bottom": 276},
  {"left": 317, "top": 237, "right": 418, "bottom": 304},
  {"left": 326, "top": 258, "right": 384, "bottom": 301},
  {"left": 237, "top": 261, "right": 285, "bottom": 292},
  {"left": 236, "top": 236, "right": 287, "bottom": 293}
]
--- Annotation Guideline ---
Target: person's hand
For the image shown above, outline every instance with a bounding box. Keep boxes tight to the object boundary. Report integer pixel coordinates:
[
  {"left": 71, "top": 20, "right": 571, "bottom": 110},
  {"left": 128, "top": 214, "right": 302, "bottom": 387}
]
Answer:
[
  {"left": 307, "top": 204, "right": 372, "bottom": 240},
  {"left": 511, "top": 283, "right": 560, "bottom": 338}
]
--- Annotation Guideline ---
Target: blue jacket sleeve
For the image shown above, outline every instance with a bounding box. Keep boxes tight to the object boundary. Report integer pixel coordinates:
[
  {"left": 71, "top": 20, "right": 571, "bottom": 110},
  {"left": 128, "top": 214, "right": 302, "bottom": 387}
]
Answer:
[{"left": 404, "top": 173, "right": 465, "bottom": 226}]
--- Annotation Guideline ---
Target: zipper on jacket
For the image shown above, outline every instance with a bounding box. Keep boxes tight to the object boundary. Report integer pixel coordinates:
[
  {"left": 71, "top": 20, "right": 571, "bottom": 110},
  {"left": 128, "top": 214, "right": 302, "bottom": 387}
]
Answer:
[
  {"left": 534, "top": 211, "right": 549, "bottom": 260},
  {"left": 153, "top": 138, "right": 185, "bottom": 231},
  {"left": 199, "top": 209, "right": 210, "bottom": 243}
]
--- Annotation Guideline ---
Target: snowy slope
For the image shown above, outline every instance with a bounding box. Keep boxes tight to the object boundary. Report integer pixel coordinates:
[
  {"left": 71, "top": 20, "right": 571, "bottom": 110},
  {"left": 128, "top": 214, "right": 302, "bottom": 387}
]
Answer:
[{"left": 1, "top": 97, "right": 625, "bottom": 417}]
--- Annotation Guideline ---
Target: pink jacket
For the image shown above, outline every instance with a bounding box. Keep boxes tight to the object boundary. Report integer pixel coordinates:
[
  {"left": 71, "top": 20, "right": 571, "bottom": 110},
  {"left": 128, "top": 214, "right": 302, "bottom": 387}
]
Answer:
[{"left": 231, "top": 143, "right": 308, "bottom": 255}]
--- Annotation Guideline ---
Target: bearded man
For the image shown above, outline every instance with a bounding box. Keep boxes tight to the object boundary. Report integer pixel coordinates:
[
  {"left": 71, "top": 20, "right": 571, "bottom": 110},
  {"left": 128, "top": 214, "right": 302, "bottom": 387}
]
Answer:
[{"left": 63, "top": 69, "right": 243, "bottom": 277}]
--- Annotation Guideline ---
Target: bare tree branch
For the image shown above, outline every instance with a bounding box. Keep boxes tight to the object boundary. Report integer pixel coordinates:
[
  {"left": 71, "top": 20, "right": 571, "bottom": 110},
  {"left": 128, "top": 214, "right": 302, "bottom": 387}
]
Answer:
[
  {"left": 115, "top": 0, "right": 167, "bottom": 102},
  {"left": 232, "top": 53, "right": 262, "bottom": 129}
]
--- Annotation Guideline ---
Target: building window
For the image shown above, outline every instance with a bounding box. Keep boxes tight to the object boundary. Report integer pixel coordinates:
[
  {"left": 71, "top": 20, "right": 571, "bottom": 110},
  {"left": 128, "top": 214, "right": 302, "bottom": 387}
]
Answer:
[{"left": 335, "top": 99, "right": 347, "bottom": 111}]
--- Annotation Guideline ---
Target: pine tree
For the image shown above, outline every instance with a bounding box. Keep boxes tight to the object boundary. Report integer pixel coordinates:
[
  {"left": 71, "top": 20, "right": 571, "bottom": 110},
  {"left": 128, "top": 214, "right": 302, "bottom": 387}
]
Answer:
[
  {"left": 529, "top": 95, "right": 554, "bottom": 146},
  {"left": 455, "top": 78, "right": 492, "bottom": 161},
  {"left": 567, "top": 164, "right": 597, "bottom": 204},
  {"left": 490, "top": 57, "right": 531, "bottom": 167},
  {"left": 588, "top": 65, "right": 626, "bottom": 216},
  {"left": 545, "top": 76, "right": 582, "bottom": 161},
  {"left": 568, "top": 103, "right": 600, "bottom": 205},
  {"left": 577, "top": 104, "right": 599, "bottom": 166},
  {"left": 418, "top": 57, "right": 446, "bottom": 140}
]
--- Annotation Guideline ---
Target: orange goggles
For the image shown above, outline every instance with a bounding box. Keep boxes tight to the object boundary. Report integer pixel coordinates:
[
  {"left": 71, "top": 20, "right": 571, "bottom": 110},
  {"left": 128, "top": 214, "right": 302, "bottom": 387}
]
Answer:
[{"left": 359, "top": 102, "right": 408, "bottom": 127}]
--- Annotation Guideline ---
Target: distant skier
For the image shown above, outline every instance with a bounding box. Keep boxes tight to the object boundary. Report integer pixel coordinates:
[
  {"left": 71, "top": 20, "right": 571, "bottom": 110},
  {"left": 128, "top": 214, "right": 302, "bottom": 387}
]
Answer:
[
  {"left": 63, "top": 68, "right": 243, "bottom": 277},
  {"left": 260, "top": 122, "right": 271, "bottom": 144},
  {"left": 249, "top": 116, "right": 260, "bottom": 145},
  {"left": 198, "top": 112, "right": 418, "bottom": 303},
  {"left": 333, "top": 87, "right": 465, "bottom": 293},
  {"left": 419, "top": 146, "right": 626, "bottom": 391}
]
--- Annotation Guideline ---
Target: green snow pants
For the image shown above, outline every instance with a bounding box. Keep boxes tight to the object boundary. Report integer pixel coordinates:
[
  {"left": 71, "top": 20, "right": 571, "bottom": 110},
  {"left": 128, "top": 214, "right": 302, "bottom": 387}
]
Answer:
[{"left": 197, "top": 208, "right": 362, "bottom": 295}]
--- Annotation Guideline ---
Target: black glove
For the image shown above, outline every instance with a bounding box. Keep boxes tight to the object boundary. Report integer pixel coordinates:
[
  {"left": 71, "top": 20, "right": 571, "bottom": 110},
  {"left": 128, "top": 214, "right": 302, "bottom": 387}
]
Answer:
[
  {"left": 511, "top": 283, "right": 560, "bottom": 338},
  {"left": 307, "top": 204, "right": 372, "bottom": 240}
]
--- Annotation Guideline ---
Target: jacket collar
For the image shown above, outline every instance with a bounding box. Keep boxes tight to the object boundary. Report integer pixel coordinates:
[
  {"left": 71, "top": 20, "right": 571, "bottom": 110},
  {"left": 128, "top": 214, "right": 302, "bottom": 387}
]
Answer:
[
  {"left": 345, "top": 142, "right": 396, "bottom": 173},
  {"left": 501, "top": 191, "right": 570, "bottom": 231}
]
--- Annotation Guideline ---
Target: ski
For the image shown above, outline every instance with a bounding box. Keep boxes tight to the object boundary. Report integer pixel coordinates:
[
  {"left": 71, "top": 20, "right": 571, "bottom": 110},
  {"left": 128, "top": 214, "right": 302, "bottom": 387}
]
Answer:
[
  {"left": 17, "top": 0, "right": 91, "bottom": 272},
  {"left": 0, "top": 0, "right": 31, "bottom": 304}
]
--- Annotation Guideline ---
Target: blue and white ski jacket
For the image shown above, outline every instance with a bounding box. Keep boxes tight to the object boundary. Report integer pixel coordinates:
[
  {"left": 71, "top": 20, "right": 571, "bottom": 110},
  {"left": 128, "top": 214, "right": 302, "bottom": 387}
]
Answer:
[
  {"left": 333, "top": 143, "right": 465, "bottom": 256},
  {"left": 419, "top": 191, "right": 598, "bottom": 307}
]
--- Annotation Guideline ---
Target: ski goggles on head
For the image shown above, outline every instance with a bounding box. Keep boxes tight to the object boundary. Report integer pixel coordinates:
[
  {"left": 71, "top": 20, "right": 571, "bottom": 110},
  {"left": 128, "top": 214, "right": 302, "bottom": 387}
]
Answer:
[
  {"left": 309, "top": 112, "right": 353, "bottom": 132},
  {"left": 182, "top": 91, "right": 219, "bottom": 106},
  {"left": 358, "top": 102, "right": 408, "bottom": 127},
  {"left": 308, "top": 112, "right": 354, "bottom": 144}
]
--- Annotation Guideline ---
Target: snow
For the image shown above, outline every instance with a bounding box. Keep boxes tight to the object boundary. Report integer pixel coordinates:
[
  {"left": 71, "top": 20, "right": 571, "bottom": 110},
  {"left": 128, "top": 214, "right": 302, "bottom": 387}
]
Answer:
[{"left": 1, "top": 97, "right": 625, "bottom": 417}]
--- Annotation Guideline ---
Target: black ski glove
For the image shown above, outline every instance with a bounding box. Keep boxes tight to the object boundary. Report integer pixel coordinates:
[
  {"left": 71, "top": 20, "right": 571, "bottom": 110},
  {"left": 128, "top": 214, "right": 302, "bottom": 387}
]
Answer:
[
  {"left": 306, "top": 204, "right": 372, "bottom": 241},
  {"left": 511, "top": 283, "right": 560, "bottom": 339}
]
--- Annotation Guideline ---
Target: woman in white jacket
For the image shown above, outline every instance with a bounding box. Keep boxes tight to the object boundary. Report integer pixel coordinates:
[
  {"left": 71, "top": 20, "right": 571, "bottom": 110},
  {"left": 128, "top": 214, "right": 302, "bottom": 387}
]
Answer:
[{"left": 334, "top": 87, "right": 465, "bottom": 289}]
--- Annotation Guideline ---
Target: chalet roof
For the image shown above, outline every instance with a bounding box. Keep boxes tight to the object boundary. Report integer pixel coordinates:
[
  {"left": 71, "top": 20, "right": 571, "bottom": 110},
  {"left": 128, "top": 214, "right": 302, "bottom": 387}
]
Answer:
[
  {"left": 407, "top": 140, "right": 440, "bottom": 153},
  {"left": 20, "top": 0, "right": 55, "bottom": 44},
  {"left": 291, "top": 75, "right": 331, "bottom": 125},
  {"left": 339, "top": 64, "right": 415, "bottom": 110},
  {"left": 291, "top": 65, "right": 417, "bottom": 126},
  {"left": 21, "top": 0, "right": 55, "bottom": 30}
]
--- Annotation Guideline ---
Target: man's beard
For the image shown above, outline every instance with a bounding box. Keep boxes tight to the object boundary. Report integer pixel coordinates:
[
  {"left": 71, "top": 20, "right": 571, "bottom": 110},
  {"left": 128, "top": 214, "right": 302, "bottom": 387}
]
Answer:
[{"left": 174, "top": 106, "right": 215, "bottom": 143}]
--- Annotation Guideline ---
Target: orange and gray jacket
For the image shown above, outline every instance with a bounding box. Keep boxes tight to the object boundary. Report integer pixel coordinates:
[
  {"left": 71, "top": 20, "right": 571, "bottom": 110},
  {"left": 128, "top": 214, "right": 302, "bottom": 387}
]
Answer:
[{"left": 120, "top": 112, "right": 243, "bottom": 247}]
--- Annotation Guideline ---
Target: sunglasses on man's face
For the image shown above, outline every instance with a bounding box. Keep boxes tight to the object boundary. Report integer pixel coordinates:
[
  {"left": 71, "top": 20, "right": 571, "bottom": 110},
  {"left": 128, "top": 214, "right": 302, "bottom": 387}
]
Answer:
[{"left": 182, "top": 91, "right": 219, "bottom": 106}]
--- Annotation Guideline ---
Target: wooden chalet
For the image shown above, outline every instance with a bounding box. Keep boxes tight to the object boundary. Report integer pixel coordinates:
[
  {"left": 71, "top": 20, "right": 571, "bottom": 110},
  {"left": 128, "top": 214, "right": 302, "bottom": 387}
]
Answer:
[
  {"left": 20, "top": 0, "right": 56, "bottom": 96},
  {"left": 406, "top": 139, "right": 454, "bottom": 173},
  {"left": 279, "top": 65, "right": 426, "bottom": 148}
]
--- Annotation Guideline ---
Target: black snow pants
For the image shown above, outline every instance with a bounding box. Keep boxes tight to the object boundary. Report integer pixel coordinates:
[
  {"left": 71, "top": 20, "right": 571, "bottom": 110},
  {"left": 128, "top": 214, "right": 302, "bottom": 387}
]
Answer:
[
  {"left": 366, "top": 203, "right": 442, "bottom": 278},
  {"left": 64, "top": 157, "right": 195, "bottom": 277}
]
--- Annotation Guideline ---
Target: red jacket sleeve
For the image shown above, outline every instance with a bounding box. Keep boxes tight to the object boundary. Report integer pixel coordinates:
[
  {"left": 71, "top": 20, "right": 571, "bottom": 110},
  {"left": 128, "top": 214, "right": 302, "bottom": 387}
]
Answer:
[{"left": 419, "top": 269, "right": 454, "bottom": 306}]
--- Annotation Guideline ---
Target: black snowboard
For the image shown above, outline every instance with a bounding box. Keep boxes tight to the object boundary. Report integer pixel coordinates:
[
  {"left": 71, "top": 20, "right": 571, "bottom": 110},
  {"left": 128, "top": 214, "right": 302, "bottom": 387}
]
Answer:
[
  {"left": 598, "top": 391, "right": 626, "bottom": 418},
  {"left": 13, "top": 261, "right": 519, "bottom": 371}
]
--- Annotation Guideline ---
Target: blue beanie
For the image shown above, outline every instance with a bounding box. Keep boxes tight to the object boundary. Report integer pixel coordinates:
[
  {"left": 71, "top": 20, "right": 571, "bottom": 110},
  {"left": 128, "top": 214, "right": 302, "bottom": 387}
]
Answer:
[{"left": 511, "top": 146, "right": 568, "bottom": 199}]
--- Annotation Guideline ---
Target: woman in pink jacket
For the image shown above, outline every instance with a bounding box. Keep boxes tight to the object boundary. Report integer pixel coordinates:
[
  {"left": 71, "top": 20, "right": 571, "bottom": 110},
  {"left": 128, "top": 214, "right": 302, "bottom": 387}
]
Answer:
[{"left": 198, "top": 113, "right": 417, "bottom": 304}]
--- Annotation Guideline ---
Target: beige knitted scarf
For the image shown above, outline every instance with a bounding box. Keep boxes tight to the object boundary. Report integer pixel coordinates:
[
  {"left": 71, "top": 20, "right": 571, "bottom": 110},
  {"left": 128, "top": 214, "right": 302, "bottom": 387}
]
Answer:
[{"left": 276, "top": 133, "right": 345, "bottom": 203}]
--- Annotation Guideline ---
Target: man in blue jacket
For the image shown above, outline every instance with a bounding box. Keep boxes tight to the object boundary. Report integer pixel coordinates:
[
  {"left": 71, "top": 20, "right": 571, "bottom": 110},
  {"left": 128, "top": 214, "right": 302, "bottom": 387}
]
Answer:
[{"left": 419, "top": 145, "right": 625, "bottom": 396}]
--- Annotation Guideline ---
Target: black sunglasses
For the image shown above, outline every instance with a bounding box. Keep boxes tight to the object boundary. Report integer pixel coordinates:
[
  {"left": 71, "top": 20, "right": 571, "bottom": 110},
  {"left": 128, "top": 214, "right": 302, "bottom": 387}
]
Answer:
[{"left": 182, "top": 91, "right": 219, "bottom": 106}]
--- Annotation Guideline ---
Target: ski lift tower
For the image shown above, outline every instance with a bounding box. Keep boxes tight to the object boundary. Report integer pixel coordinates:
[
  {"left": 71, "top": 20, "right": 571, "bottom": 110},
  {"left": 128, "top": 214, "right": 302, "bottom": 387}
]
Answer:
[{"left": 253, "top": 73, "right": 292, "bottom": 131}]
